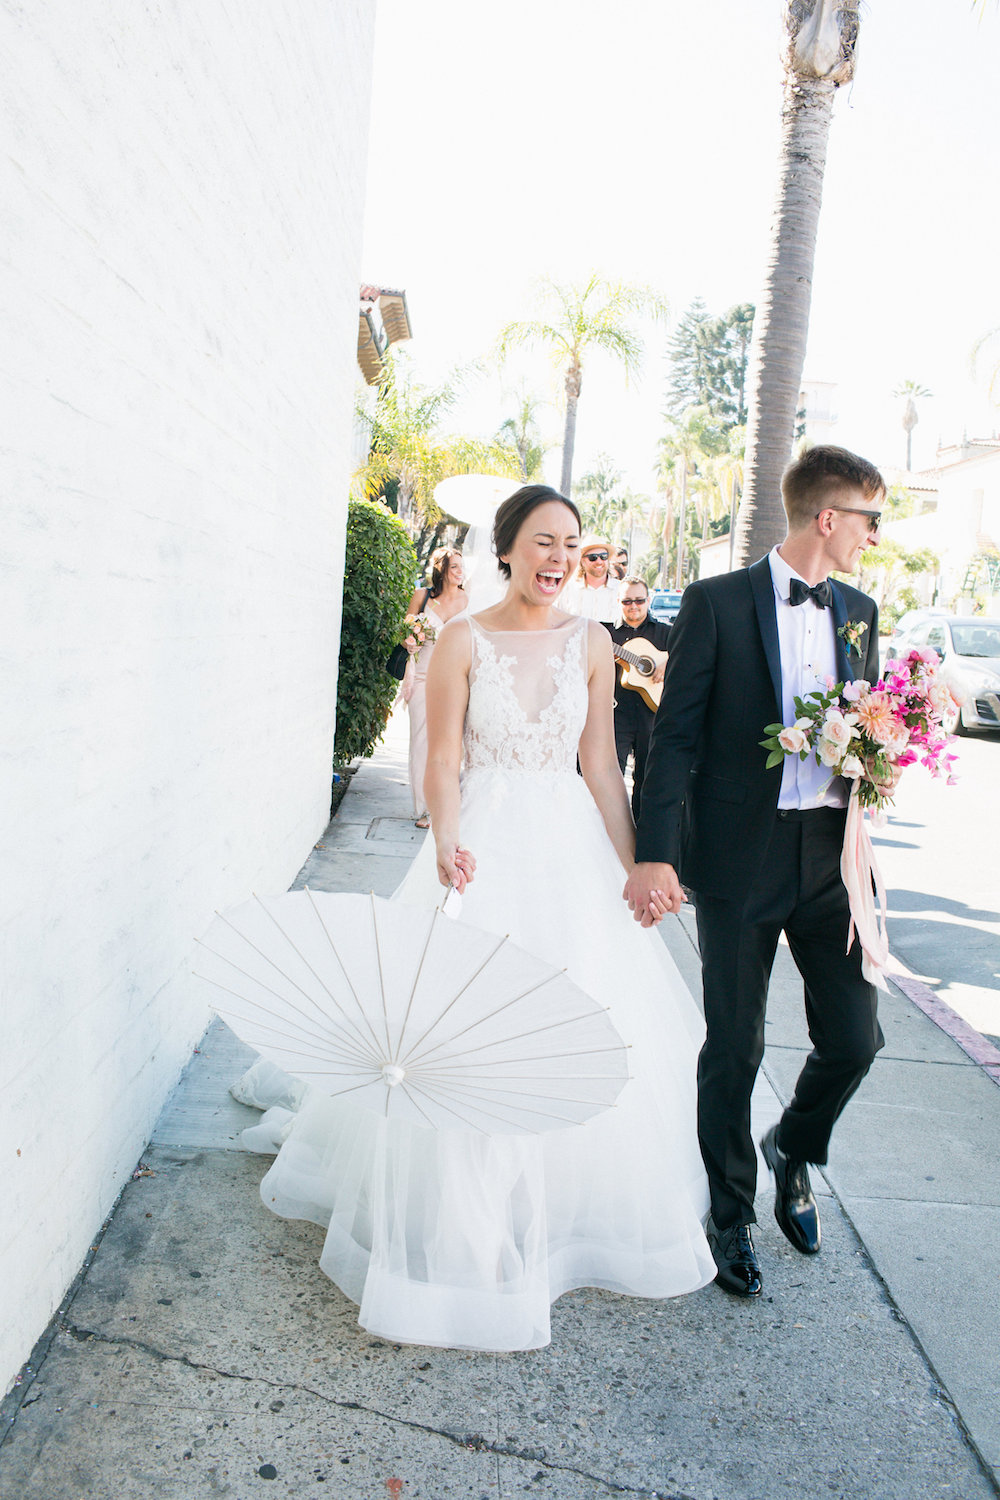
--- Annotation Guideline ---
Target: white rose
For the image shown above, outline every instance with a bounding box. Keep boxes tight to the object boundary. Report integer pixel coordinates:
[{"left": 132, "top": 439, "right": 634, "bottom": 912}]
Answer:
[
  {"left": 778, "top": 726, "right": 808, "bottom": 755},
  {"left": 841, "top": 754, "right": 864, "bottom": 780},
  {"left": 817, "top": 735, "right": 842, "bottom": 768},
  {"left": 822, "top": 711, "right": 854, "bottom": 747}
]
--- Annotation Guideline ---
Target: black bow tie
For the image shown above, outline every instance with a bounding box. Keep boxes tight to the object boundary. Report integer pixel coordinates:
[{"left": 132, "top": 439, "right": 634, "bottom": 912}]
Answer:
[{"left": 789, "top": 577, "right": 833, "bottom": 609}]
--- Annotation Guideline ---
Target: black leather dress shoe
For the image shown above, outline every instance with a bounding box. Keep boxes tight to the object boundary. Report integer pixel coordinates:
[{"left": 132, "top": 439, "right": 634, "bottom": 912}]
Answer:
[
  {"left": 760, "top": 1125, "right": 821, "bottom": 1254},
  {"left": 705, "top": 1215, "right": 763, "bottom": 1298}
]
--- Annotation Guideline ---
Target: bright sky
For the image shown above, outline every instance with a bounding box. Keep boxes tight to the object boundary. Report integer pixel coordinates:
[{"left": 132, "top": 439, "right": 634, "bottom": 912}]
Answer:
[{"left": 361, "top": 0, "right": 1000, "bottom": 499}]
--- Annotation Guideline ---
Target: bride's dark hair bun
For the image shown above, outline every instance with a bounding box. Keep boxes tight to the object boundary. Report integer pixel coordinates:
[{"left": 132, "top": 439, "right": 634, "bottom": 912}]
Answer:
[{"left": 493, "top": 486, "right": 581, "bottom": 579}]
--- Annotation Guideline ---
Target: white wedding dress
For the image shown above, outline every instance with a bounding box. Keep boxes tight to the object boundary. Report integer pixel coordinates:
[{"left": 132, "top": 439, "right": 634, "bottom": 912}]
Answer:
[{"left": 238, "top": 613, "right": 714, "bottom": 1349}]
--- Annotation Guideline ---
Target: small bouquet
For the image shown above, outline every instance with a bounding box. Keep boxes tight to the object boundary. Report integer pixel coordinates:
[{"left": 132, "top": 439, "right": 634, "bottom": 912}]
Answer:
[
  {"left": 397, "top": 612, "right": 438, "bottom": 653},
  {"left": 385, "top": 611, "right": 438, "bottom": 682},
  {"left": 760, "top": 648, "right": 959, "bottom": 987}
]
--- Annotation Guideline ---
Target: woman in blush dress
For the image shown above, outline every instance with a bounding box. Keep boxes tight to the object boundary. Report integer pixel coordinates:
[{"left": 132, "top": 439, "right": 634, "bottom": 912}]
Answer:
[
  {"left": 244, "top": 485, "right": 714, "bottom": 1351},
  {"left": 401, "top": 546, "right": 466, "bottom": 828}
]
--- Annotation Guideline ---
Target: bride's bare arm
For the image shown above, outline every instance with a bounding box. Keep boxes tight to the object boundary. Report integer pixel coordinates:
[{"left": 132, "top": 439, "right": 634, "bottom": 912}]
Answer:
[
  {"left": 577, "top": 623, "right": 637, "bottom": 871},
  {"left": 423, "top": 621, "right": 476, "bottom": 891},
  {"left": 579, "top": 625, "right": 669, "bottom": 922}
]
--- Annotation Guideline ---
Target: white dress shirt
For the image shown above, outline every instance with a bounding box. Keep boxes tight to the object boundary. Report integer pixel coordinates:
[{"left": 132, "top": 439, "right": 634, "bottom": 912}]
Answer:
[
  {"left": 769, "top": 547, "right": 846, "bottom": 811},
  {"left": 561, "top": 575, "right": 621, "bottom": 624}
]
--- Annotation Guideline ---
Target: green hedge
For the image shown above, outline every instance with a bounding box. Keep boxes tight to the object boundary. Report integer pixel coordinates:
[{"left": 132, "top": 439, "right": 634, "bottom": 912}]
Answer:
[{"left": 335, "top": 499, "right": 417, "bottom": 763}]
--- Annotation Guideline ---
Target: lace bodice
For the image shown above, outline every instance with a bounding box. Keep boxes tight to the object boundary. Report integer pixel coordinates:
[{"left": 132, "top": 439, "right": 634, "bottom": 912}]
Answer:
[{"left": 463, "top": 616, "right": 590, "bottom": 775}]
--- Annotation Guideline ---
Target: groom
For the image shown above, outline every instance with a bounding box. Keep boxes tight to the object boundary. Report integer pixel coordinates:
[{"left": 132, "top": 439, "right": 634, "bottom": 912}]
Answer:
[{"left": 624, "top": 446, "right": 885, "bottom": 1297}]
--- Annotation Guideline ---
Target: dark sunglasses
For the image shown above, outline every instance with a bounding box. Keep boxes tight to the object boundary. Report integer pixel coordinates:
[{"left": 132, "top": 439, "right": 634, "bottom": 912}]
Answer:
[
  {"left": 621, "top": 597, "right": 648, "bottom": 606},
  {"left": 818, "top": 506, "right": 882, "bottom": 529},
  {"left": 583, "top": 550, "right": 609, "bottom": 561}
]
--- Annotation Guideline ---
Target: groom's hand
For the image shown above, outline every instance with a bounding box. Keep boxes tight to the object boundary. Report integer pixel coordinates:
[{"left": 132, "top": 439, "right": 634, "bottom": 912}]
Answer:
[{"left": 623, "top": 862, "right": 686, "bottom": 926}]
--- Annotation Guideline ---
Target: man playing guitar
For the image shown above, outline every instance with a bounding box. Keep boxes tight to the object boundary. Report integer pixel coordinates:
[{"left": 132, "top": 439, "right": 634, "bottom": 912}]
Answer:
[{"left": 605, "top": 577, "right": 672, "bottom": 821}]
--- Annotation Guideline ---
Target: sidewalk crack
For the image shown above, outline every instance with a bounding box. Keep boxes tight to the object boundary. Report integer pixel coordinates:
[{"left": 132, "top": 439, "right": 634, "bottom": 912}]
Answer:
[{"left": 58, "top": 1320, "right": 691, "bottom": 1498}]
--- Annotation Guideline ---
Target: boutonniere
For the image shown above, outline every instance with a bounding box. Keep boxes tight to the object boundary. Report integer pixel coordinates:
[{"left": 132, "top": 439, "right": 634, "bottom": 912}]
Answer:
[{"left": 838, "top": 620, "right": 868, "bottom": 658}]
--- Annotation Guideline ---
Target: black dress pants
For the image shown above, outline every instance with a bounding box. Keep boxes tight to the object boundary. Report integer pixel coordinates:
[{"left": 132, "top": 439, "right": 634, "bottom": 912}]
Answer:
[
  {"left": 614, "top": 705, "right": 654, "bottom": 823},
  {"left": 693, "top": 805, "right": 884, "bottom": 1231}
]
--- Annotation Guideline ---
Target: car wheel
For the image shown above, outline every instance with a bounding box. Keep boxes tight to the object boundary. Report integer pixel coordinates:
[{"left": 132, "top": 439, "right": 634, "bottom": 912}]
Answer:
[{"left": 941, "top": 701, "right": 961, "bottom": 735}]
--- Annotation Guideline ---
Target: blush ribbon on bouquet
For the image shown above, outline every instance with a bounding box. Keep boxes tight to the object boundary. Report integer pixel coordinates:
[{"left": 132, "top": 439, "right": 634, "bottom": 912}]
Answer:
[{"left": 840, "top": 786, "right": 890, "bottom": 991}]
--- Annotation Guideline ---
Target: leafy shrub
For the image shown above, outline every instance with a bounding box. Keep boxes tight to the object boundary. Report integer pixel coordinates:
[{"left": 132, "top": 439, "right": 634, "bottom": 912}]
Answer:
[
  {"left": 879, "top": 587, "right": 919, "bottom": 633},
  {"left": 335, "top": 499, "right": 417, "bottom": 763}
]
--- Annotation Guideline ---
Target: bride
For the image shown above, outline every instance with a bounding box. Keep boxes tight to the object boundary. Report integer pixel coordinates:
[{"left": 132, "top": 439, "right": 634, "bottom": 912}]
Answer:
[{"left": 242, "top": 484, "right": 715, "bottom": 1350}]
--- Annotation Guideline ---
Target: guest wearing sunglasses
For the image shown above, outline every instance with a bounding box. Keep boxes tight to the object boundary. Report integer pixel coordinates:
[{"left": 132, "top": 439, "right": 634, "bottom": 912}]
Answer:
[
  {"left": 606, "top": 577, "right": 671, "bottom": 822},
  {"left": 561, "top": 535, "right": 621, "bottom": 623}
]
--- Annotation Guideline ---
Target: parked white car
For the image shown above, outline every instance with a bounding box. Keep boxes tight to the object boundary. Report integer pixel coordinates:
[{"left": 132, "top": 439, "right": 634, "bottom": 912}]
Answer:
[
  {"left": 888, "top": 607, "right": 949, "bottom": 648},
  {"left": 889, "top": 614, "right": 1000, "bottom": 735}
]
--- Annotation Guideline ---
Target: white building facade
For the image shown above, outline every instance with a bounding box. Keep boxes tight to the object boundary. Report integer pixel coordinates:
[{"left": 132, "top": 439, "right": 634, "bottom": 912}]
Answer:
[{"left": 1, "top": 0, "right": 376, "bottom": 1394}]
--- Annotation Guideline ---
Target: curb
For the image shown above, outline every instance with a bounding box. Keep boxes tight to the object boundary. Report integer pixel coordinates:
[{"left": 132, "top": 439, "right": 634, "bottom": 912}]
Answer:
[{"left": 889, "top": 961, "right": 1000, "bottom": 1087}]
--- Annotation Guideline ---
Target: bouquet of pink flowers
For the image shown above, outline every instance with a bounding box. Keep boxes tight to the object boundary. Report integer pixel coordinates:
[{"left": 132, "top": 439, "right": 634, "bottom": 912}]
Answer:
[
  {"left": 760, "top": 647, "right": 959, "bottom": 815},
  {"left": 396, "top": 612, "right": 438, "bottom": 653},
  {"left": 760, "top": 647, "right": 958, "bottom": 989}
]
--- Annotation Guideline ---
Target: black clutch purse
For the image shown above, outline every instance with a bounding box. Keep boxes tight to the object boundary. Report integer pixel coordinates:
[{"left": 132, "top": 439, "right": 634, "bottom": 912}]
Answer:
[{"left": 385, "top": 643, "right": 409, "bottom": 680}]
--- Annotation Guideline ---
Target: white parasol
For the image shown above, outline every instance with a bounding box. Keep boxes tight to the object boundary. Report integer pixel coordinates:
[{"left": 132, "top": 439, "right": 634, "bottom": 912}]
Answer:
[
  {"left": 433, "top": 473, "right": 521, "bottom": 614},
  {"left": 193, "top": 890, "right": 629, "bottom": 1135}
]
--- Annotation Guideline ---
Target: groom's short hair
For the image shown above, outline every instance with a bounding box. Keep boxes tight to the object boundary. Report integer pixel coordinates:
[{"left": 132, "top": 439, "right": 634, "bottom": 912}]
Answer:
[{"left": 781, "top": 445, "right": 886, "bottom": 529}]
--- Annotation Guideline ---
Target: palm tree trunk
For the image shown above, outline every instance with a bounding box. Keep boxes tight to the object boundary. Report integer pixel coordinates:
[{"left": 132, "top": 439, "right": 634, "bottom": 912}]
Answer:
[
  {"left": 658, "top": 500, "right": 675, "bottom": 588},
  {"left": 902, "top": 400, "right": 917, "bottom": 470},
  {"left": 733, "top": 76, "right": 837, "bottom": 565},
  {"left": 733, "top": 0, "right": 860, "bottom": 567},
  {"left": 560, "top": 363, "right": 582, "bottom": 496},
  {"left": 728, "top": 479, "right": 741, "bottom": 570},
  {"left": 674, "top": 463, "right": 688, "bottom": 589}
]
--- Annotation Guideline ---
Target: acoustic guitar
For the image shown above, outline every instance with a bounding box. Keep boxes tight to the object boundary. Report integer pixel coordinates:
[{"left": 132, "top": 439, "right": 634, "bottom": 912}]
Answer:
[{"left": 612, "top": 639, "right": 669, "bottom": 712}]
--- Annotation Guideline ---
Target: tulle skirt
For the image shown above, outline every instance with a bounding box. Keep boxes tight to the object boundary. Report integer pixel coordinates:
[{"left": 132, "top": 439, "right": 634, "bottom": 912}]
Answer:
[{"left": 242, "top": 766, "right": 714, "bottom": 1349}]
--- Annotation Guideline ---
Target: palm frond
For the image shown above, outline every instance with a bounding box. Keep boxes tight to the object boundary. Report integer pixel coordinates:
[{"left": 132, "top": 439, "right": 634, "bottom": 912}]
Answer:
[{"left": 496, "top": 319, "right": 571, "bottom": 365}]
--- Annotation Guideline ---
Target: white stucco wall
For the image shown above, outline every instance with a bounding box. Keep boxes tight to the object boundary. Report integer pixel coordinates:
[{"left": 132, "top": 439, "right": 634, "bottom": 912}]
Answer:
[
  {"left": 697, "top": 535, "right": 733, "bottom": 580},
  {"left": 1, "top": 1, "right": 375, "bottom": 1393},
  {"left": 887, "top": 447, "right": 1000, "bottom": 606}
]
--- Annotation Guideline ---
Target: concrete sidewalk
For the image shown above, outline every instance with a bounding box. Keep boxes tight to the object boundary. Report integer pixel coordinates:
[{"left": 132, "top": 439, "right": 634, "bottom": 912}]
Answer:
[{"left": 2, "top": 709, "right": 999, "bottom": 1500}]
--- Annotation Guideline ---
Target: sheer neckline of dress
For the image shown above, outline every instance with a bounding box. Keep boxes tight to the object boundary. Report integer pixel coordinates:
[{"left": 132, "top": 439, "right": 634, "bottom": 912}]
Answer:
[
  {"left": 425, "top": 597, "right": 465, "bottom": 622},
  {"left": 469, "top": 613, "right": 583, "bottom": 637}
]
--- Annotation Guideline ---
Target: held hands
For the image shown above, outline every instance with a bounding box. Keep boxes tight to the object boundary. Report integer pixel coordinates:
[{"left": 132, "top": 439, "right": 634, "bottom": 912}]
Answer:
[
  {"left": 622, "top": 862, "right": 686, "bottom": 927},
  {"left": 435, "top": 839, "right": 476, "bottom": 893}
]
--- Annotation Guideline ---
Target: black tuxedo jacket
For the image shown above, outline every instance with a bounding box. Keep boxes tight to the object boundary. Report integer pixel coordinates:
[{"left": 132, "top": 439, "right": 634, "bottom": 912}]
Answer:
[{"left": 634, "top": 556, "right": 880, "bottom": 899}]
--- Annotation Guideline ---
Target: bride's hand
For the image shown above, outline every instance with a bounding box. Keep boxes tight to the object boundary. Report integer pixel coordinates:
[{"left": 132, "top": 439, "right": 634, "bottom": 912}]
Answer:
[
  {"left": 645, "top": 889, "right": 668, "bottom": 925},
  {"left": 623, "top": 862, "right": 685, "bottom": 926},
  {"left": 435, "top": 840, "right": 476, "bottom": 893}
]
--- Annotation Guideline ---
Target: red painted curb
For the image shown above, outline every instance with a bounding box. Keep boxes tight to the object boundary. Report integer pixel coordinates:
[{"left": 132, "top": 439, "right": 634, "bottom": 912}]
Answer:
[{"left": 889, "top": 966, "right": 1000, "bottom": 1085}]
